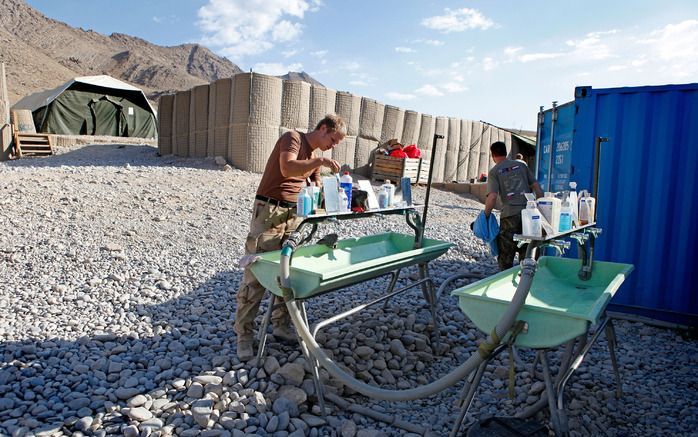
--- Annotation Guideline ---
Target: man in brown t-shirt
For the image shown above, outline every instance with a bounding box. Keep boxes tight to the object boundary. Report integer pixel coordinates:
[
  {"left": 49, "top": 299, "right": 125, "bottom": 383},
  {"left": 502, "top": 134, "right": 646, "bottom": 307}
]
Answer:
[{"left": 235, "top": 114, "right": 346, "bottom": 361}]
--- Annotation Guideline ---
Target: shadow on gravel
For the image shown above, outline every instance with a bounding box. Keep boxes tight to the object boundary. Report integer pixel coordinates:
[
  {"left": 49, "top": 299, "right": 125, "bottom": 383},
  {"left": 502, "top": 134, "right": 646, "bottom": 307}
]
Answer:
[
  {"left": 2, "top": 144, "right": 222, "bottom": 171},
  {"left": 0, "top": 258, "right": 480, "bottom": 435}
]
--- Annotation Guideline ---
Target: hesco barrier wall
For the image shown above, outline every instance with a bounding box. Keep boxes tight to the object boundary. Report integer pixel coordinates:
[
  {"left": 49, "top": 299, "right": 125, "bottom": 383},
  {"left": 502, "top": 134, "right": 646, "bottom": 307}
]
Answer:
[{"left": 157, "top": 72, "right": 514, "bottom": 183}]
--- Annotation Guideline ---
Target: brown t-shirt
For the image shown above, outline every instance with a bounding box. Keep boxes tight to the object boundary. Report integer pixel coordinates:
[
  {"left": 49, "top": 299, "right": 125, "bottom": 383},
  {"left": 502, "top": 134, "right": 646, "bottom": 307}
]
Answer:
[{"left": 257, "top": 130, "right": 320, "bottom": 202}]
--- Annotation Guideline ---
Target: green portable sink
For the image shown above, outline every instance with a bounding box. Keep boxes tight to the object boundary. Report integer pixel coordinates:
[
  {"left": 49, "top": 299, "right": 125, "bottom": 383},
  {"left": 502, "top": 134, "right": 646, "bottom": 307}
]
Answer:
[
  {"left": 250, "top": 232, "right": 453, "bottom": 300},
  {"left": 451, "top": 257, "right": 634, "bottom": 349}
]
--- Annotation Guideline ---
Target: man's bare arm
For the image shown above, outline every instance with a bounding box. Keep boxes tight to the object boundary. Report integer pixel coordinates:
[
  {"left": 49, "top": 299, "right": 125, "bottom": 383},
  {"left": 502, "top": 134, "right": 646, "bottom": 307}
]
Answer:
[
  {"left": 484, "top": 192, "right": 497, "bottom": 217},
  {"left": 279, "top": 151, "right": 340, "bottom": 177},
  {"left": 531, "top": 181, "right": 544, "bottom": 198}
]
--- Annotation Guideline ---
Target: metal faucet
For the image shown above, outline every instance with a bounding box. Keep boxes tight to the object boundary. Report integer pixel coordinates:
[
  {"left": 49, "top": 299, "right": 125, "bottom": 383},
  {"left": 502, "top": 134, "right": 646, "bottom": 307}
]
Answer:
[
  {"left": 578, "top": 227, "right": 603, "bottom": 281},
  {"left": 539, "top": 239, "right": 571, "bottom": 256}
]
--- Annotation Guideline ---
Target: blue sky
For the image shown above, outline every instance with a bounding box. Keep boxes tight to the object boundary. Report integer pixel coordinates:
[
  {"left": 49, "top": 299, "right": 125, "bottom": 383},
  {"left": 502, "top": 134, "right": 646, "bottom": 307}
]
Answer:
[{"left": 27, "top": 0, "right": 698, "bottom": 130}]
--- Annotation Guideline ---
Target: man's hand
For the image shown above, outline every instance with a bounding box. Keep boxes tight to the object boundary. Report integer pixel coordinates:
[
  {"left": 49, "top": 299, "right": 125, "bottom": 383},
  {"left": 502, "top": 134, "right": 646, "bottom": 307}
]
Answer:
[
  {"left": 484, "top": 192, "right": 497, "bottom": 218},
  {"left": 321, "top": 157, "right": 341, "bottom": 173}
]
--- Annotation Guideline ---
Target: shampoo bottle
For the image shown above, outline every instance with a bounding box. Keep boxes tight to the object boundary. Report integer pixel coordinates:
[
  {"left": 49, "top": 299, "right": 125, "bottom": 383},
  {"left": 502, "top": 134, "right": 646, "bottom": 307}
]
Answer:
[
  {"left": 339, "top": 172, "right": 353, "bottom": 211},
  {"left": 579, "top": 191, "right": 596, "bottom": 225},
  {"left": 297, "top": 186, "right": 311, "bottom": 217},
  {"left": 381, "top": 180, "right": 395, "bottom": 207},
  {"left": 568, "top": 182, "right": 579, "bottom": 226},
  {"left": 537, "top": 192, "right": 561, "bottom": 232},
  {"left": 558, "top": 200, "right": 572, "bottom": 232},
  {"left": 521, "top": 201, "right": 543, "bottom": 237},
  {"left": 338, "top": 188, "right": 349, "bottom": 213},
  {"left": 378, "top": 187, "right": 389, "bottom": 209}
]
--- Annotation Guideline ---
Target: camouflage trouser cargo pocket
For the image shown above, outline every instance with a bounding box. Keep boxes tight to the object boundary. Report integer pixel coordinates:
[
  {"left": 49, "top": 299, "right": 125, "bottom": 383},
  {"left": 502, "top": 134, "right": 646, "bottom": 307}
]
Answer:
[
  {"left": 235, "top": 201, "right": 302, "bottom": 337},
  {"left": 496, "top": 214, "right": 527, "bottom": 271}
]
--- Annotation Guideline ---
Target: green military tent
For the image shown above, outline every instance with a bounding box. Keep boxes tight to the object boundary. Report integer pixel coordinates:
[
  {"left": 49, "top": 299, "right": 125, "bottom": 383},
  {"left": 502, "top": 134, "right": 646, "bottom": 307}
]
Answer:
[{"left": 13, "top": 75, "right": 157, "bottom": 138}]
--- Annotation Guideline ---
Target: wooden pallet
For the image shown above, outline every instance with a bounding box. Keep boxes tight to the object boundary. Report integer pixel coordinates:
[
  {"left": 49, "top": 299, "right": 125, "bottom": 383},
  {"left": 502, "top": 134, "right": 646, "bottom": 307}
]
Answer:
[
  {"left": 13, "top": 132, "right": 53, "bottom": 158},
  {"left": 371, "top": 155, "right": 421, "bottom": 183}
]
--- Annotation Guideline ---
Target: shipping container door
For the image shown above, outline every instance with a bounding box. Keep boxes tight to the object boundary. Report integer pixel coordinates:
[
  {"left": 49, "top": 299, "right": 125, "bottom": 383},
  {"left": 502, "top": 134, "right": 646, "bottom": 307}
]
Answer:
[{"left": 536, "top": 102, "right": 574, "bottom": 192}]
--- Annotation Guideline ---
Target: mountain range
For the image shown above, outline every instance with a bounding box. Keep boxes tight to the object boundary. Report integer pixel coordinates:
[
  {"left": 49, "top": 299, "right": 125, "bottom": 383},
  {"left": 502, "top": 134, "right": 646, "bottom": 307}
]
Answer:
[{"left": 0, "top": 0, "right": 321, "bottom": 105}]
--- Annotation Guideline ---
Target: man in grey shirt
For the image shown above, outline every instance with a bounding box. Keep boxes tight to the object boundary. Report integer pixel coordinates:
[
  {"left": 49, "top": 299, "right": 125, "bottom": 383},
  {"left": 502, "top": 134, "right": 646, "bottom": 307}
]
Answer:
[{"left": 485, "top": 141, "right": 543, "bottom": 270}]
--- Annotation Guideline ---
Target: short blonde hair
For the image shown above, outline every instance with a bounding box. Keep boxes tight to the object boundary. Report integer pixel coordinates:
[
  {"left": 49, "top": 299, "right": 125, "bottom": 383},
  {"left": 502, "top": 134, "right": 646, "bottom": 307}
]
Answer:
[{"left": 316, "top": 113, "right": 347, "bottom": 136}]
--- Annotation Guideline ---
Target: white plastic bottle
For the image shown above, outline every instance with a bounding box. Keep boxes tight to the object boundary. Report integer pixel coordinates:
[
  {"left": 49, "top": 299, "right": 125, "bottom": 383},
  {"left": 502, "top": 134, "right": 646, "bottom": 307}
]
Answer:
[
  {"left": 297, "top": 186, "right": 311, "bottom": 217},
  {"left": 537, "top": 192, "right": 561, "bottom": 233},
  {"left": 579, "top": 192, "right": 596, "bottom": 225},
  {"left": 378, "top": 186, "right": 389, "bottom": 209},
  {"left": 310, "top": 183, "right": 321, "bottom": 211},
  {"left": 381, "top": 180, "right": 395, "bottom": 207},
  {"left": 568, "top": 182, "right": 579, "bottom": 226},
  {"left": 338, "top": 188, "right": 349, "bottom": 213},
  {"left": 558, "top": 200, "right": 572, "bottom": 232},
  {"left": 339, "top": 172, "right": 353, "bottom": 211},
  {"left": 521, "top": 201, "right": 542, "bottom": 237}
]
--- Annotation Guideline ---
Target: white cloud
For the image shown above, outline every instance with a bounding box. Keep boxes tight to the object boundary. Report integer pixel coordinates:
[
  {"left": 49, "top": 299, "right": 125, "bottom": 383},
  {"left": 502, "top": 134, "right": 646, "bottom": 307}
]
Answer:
[
  {"left": 504, "top": 46, "right": 523, "bottom": 57},
  {"left": 631, "top": 57, "right": 648, "bottom": 67},
  {"left": 349, "top": 80, "right": 369, "bottom": 87},
  {"left": 415, "top": 84, "right": 444, "bottom": 97},
  {"left": 442, "top": 82, "right": 468, "bottom": 93},
  {"left": 282, "top": 48, "right": 300, "bottom": 58},
  {"left": 421, "top": 8, "right": 494, "bottom": 33},
  {"left": 641, "top": 20, "right": 698, "bottom": 60},
  {"left": 311, "top": 50, "right": 327, "bottom": 57},
  {"left": 197, "top": 0, "right": 320, "bottom": 59},
  {"left": 272, "top": 20, "right": 303, "bottom": 42},
  {"left": 413, "top": 38, "right": 445, "bottom": 46},
  {"left": 504, "top": 21, "right": 698, "bottom": 81},
  {"left": 385, "top": 92, "right": 416, "bottom": 101},
  {"left": 340, "top": 61, "right": 361, "bottom": 71},
  {"left": 565, "top": 30, "right": 617, "bottom": 60},
  {"left": 395, "top": 46, "right": 415, "bottom": 53},
  {"left": 252, "top": 62, "right": 303, "bottom": 75},
  {"left": 482, "top": 57, "right": 497, "bottom": 71},
  {"left": 424, "top": 39, "right": 445, "bottom": 46},
  {"left": 518, "top": 52, "right": 564, "bottom": 63},
  {"left": 153, "top": 15, "right": 177, "bottom": 24}
]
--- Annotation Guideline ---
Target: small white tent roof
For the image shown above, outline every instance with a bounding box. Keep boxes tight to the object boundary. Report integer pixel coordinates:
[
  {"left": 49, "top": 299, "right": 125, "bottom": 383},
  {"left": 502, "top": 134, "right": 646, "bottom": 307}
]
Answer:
[{"left": 13, "top": 75, "right": 155, "bottom": 113}]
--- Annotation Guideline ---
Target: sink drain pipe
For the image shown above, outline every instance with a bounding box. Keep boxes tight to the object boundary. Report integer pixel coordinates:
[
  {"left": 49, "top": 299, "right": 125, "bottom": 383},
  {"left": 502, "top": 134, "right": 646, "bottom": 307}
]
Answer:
[{"left": 279, "top": 244, "right": 537, "bottom": 401}]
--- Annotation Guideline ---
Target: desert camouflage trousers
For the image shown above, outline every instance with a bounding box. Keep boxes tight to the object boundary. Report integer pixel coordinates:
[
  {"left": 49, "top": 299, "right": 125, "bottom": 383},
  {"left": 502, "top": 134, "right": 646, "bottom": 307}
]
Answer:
[
  {"left": 496, "top": 214, "right": 528, "bottom": 271},
  {"left": 234, "top": 199, "right": 302, "bottom": 338}
]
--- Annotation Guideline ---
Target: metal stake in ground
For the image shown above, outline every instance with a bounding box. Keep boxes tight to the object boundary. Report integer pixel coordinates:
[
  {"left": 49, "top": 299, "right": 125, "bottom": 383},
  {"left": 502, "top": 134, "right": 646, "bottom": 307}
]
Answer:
[{"left": 418, "top": 133, "right": 444, "bottom": 245}]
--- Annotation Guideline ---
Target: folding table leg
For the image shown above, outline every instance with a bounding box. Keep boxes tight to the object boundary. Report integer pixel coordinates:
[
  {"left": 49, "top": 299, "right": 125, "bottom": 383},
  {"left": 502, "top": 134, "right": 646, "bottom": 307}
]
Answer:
[
  {"left": 539, "top": 350, "right": 563, "bottom": 435},
  {"left": 449, "top": 359, "right": 489, "bottom": 437},
  {"left": 418, "top": 262, "right": 440, "bottom": 343},
  {"left": 605, "top": 319, "right": 622, "bottom": 398},
  {"left": 297, "top": 301, "right": 326, "bottom": 415},
  {"left": 255, "top": 294, "right": 275, "bottom": 363},
  {"left": 381, "top": 270, "right": 401, "bottom": 310}
]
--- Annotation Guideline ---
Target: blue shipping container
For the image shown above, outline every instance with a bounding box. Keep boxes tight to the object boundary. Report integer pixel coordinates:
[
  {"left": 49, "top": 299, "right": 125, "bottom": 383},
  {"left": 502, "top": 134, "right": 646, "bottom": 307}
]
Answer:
[{"left": 536, "top": 83, "right": 698, "bottom": 326}]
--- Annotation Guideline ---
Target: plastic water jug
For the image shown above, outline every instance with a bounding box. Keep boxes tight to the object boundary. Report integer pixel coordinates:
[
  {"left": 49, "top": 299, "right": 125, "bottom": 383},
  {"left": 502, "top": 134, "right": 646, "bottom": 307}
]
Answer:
[
  {"left": 521, "top": 201, "right": 542, "bottom": 237},
  {"left": 338, "top": 188, "right": 349, "bottom": 213},
  {"left": 381, "top": 180, "right": 395, "bottom": 207},
  {"left": 558, "top": 200, "right": 572, "bottom": 232},
  {"left": 297, "top": 187, "right": 312, "bottom": 217},
  {"left": 340, "top": 172, "right": 353, "bottom": 211},
  {"left": 537, "top": 192, "right": 561, "bottom": 232},
  {"left": 579, "top": 192, "right": 596, "bottom": 225}
]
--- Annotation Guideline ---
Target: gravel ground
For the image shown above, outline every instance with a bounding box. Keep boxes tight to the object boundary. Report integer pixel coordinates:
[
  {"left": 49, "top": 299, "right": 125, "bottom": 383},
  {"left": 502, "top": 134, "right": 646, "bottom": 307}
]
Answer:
[{"left": 1, "top": 144, "right": 696, "bottom": 437}]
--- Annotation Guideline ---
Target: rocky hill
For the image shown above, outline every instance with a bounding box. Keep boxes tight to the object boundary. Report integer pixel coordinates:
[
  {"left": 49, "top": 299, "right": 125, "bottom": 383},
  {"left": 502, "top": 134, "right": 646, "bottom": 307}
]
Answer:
[{"left": 0, "top": 0, "right": 319, "bottom": 105}]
